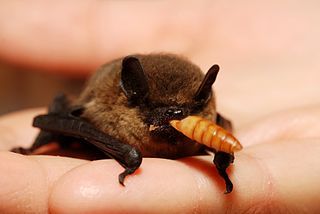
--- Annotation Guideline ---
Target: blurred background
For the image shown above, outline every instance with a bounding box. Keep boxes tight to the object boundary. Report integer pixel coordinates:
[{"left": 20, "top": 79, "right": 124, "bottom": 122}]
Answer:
[
  {"left": 0, "top": 1, "right": 319, "bottom": 125},
  {"left": 0, "top": 63, "right": 84, "bottom": 115}
]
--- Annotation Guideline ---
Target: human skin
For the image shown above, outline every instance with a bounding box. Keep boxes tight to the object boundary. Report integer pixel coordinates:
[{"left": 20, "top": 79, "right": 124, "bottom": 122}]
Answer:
[
  {"left": 1, "top": 1, "right": 320, "bottom": 213},
  {"left": 1, "top": 106, "right": 320, "bottom": 213}
]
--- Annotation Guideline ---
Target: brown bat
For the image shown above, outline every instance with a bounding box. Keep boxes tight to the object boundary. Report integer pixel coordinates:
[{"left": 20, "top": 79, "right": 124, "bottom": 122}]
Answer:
[{"left": 11, "top": 54, "right": 239, "bottom": 193}]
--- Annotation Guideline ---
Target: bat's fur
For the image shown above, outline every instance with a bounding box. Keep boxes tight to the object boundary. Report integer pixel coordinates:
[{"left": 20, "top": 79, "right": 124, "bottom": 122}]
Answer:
[{"left": 75, "top": 54, "right": 217, "bottom": 158}]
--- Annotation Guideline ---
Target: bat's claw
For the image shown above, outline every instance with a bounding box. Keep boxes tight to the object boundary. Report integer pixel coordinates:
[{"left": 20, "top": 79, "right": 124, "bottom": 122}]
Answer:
[
  {"left": 118, "top": 147, "right": 142, "bottom": 186},
  {"left": 224, "top": 179, "right": 233, "bottom": 194},
  {"left": 118, "top": 168, "right": 137, "bottom": 186}
]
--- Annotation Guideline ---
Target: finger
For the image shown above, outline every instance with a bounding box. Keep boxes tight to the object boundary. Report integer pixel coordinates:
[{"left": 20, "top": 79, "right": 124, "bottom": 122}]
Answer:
[
  {"left": 237, "top": 106, "right": 320, "bottom": 147},
  {"left": 0, "top": 152, "right": 87, "bottom": 213},
  {"left": 1, "top": 108, "right": 319, "bottom": 212},
  {"left": 47, "top": 139, "right": 320, "bottom": 213},
  {"left": 1, "top": 139, "right": 319, "bottom": 213}
]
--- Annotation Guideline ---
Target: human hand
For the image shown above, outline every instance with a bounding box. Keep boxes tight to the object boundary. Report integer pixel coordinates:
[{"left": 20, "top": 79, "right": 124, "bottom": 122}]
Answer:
[
  {"left": 1, "top": 106, "right": 320, "bottom": 213},
  {"left": 1, "top": 1, "right": 320, "bottom": 213}
]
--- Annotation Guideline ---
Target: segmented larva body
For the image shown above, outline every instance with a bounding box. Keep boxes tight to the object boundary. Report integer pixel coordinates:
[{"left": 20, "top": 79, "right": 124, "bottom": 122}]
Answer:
[{"left": 170, "top": 116, "right": 243, "bottom": 153}]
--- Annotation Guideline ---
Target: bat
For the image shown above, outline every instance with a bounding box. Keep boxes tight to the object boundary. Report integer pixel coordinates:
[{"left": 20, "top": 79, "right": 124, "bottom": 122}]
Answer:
[{"left": 11, "top": 53, "right": 240, "bottom": 193}]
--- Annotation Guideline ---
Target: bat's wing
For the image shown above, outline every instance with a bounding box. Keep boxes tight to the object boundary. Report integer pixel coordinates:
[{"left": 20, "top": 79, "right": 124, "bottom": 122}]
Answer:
[
  {"left": 11, "top": 93, "right": 142, "bottom": 185},
  {"left": 11, "top": 93, "right": 74, "bottom": 154}
]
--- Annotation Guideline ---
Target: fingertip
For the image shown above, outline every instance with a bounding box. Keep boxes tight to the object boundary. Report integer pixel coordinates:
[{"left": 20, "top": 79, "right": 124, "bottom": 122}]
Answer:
[{"left": 0, "top": 152, "right": 48, "bottom": 213}]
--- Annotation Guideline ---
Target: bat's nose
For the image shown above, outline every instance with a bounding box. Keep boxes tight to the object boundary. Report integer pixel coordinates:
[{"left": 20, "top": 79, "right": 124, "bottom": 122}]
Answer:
[{"left": 165, "top": 107, "right": 184, "bottom": 118}]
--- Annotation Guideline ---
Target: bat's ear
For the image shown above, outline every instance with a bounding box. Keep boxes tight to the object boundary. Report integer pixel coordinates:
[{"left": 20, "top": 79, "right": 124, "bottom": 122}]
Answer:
[
  {"left": 121, "top": 56, "right": 149, "bottom": 105},
  {"left": 194, "top": 64, "right": 219, "bottom": 103}
]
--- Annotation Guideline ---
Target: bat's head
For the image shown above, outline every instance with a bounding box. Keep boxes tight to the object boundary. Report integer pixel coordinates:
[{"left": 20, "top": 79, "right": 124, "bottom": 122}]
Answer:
[{"left": 121, "top": 54, "right": 219, "bottom": 144}]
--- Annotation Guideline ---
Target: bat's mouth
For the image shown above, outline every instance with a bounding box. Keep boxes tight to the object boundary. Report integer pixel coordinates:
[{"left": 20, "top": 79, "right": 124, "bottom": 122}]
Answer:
[
  {"left": 148, "top": 120, "right": 175, "bottom": 131},
  {"left": 148, "top": 123, "right": 185, "bottom": 144},
  {"left": 149, "top": 124, "right": 162, "bottom": 131},
  {"left": 146, "top": 107, "right": 188, "bottom": 143},
  {"left": 148, "top": 123, "right": 172, "bottom": 132}
]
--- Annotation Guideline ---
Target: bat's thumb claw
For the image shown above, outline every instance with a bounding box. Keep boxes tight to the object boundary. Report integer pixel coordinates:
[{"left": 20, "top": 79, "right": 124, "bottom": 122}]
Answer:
[{"left": 118, "top": 167, "right": 137, "bottom": 186}]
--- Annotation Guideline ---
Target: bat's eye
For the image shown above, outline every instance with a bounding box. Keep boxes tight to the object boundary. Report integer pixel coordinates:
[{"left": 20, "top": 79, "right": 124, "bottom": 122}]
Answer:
[{"left": 165, "top": 108, "right": 183, "bottom": 117}]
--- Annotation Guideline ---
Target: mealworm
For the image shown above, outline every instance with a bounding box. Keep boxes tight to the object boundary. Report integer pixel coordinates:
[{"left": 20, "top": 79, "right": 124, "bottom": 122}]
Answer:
[{"left": 170, "top": 116, "right": 243, "bottom": 153}]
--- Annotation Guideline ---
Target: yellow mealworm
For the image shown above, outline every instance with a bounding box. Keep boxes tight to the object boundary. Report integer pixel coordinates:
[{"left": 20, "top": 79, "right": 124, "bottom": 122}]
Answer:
[{"left": 170, "top": 116, "right": 243, "bottom": 153}]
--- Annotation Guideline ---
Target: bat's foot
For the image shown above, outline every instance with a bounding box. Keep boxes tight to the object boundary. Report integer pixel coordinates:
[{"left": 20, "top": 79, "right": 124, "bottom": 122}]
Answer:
[
  {"left": 10, "top": 147, "right": 33, "bottom": 155},
  {"left": 213, "top": 151, "right": 235, "bottom": 194}
]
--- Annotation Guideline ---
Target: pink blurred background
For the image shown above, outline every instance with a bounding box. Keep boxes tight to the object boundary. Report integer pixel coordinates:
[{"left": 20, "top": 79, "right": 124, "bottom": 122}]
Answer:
[
  {"left": 0, "top": 1, "right": 319, "bottom": 122},
  {"left": 0, "top": 64, "right": 84, "bottom": 115}
]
